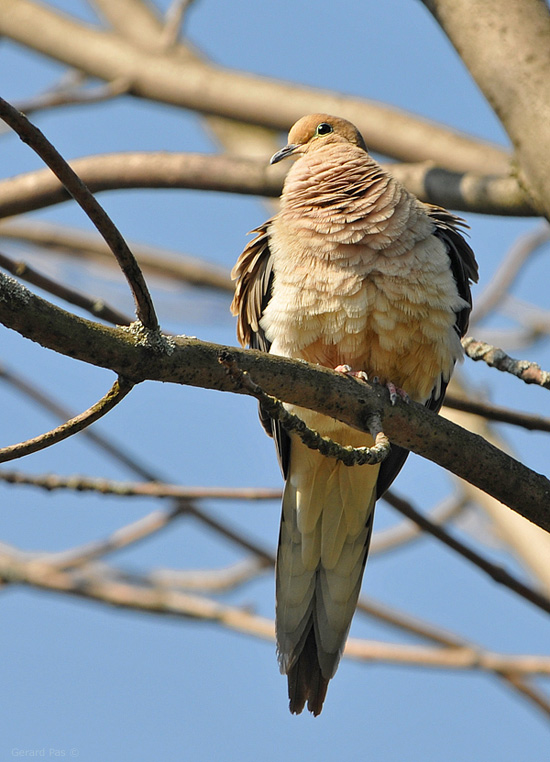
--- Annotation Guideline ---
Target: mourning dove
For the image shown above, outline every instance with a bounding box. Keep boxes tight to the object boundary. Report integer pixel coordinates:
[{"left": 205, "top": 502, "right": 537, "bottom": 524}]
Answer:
[{"left": 231, "top": 114, "right": 478, "bottom": 716}]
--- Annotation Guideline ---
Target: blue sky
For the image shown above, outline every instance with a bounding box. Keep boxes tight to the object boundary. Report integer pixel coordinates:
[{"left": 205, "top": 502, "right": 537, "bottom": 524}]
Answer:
[{"left": 1, "top": 1, "right": 550, "bottom": 760}]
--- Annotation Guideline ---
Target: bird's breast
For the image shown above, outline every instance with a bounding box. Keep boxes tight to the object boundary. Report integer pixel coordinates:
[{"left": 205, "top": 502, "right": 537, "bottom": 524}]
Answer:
[{"left": 262, "top": 227, "right": 467, "bottom": 403}]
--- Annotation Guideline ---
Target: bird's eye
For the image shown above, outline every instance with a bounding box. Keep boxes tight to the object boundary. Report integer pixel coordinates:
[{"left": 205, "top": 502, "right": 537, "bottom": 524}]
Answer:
[{"left": 315, "top": 122, "right": 333, "bottom": 136}]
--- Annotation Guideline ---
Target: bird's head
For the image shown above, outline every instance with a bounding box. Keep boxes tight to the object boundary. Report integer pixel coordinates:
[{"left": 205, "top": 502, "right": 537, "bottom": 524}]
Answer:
[{"left": 270, "top": 114, "right": 367, "bottom": 165}]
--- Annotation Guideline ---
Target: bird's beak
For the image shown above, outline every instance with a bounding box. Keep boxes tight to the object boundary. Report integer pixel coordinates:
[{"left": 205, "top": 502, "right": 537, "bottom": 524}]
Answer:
[{"left": 270, "top": 143, "right": 300, "bottom": 165}]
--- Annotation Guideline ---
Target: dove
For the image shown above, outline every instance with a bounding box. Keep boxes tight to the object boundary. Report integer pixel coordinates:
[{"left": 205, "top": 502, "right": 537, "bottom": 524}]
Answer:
[{"left": 231, "top": 114, "right": 478, "bottom": 716}]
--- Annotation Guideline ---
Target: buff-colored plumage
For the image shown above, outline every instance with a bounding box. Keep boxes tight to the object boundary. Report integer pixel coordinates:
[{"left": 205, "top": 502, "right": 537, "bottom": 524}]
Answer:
[{"left": 231, "top": 114, "right": 478, "bottom": 716}]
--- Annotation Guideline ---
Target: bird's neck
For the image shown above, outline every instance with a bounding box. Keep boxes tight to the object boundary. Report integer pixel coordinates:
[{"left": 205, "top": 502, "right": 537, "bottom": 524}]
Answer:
[{"left": 278, "top": 145, "right": 415, "bottom": 247}]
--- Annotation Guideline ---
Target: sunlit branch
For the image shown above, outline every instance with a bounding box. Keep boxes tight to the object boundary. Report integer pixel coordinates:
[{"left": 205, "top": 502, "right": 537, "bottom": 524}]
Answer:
[
  {"left": 0, "top": 377, "right": 134, "bottom": 464},
  {"left": 384, "top": 491, "right": 550, "bottom": 616},
  {"left": 0, "top": 0, "right": 510, "bottom": 173},
  {"left": 463, "top": 337, "right": 550, "bottom": 389},
  {"left": 0, "top": 363, "right": 160, "bottom": 481},
  {"left": 0, "top": 153, "right": 534, "bottom": 219},
  {"left": 1, "top": 270, "right": 550, "bottom": 533},
  {"left": 0, "top": 97, "right": 159, "bottom": 331},
  {"left": 1, "top": 543, "right": 550, "bottom": 677},
  {"left": 443, "top": 394, "right": 550, "bottom": 433},
  {"left": 0, "top": 220, "right": 233, "bottom": 293},
  {"left": 0, "top": 249, "right": 133, "bottom": 325},
  {"left": 0, "top": 468, "right": 282, "bottom": 502},
  {"left": 471, "top": 224, "right": 550, "bottom": 325}
]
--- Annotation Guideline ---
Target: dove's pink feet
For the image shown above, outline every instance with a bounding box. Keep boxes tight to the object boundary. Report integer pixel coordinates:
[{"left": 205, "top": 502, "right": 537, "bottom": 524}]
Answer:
[
  {"left": 334, "top": 364, "right": 369, "bottom": 383},
  {"left": 372, "top": 377, "right": 410, "bottom": 406},
  {"left": 334, "top": 366, "right": 409, "bottom": 406}
]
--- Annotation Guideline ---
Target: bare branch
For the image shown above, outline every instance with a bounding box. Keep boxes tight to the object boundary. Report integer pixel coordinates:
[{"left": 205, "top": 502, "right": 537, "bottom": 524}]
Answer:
[
  {"left": 0, "top": 97, "right": 159, "bottom": 331},
  {"left": 46, "top": 506, "right": 186, "bottom": 570},
  {"left": 0, "top": 220, "right": 233, "bottom": 293},
  {"left": 472, "top": 224, "right": 550, "bottom": 324},
  {"left": 0, "top": 75, "right": 131, "bottom": 129},
  {"left": 1, "top": 272, "right": 550, "bottom": 533},
  {"left": 443, "top": 395, "right": 550, "bottom": 433},
  {"left": 0, "top": 376, "right": 134, "bottom": 463},
  {"left": 0, "top": 468, "right": 281, "bottom": 502},
  {"left": 443, "top": 381, "right": 550, "bottom": 594},
  {"left": 220, "top": 352, "right": 390, "bottom": 466},
  {"left": 162, "top": 0, "right": 195, "bottom": 48},
  {"left": 0, "top": 363, "right": 159, "bottom": 481},
  {"left": 0, "top": 248, "right": 133, "bottom": 325},
  {"left": 371, "top": 493, "right": 467, "bottom": 555},
  {"left": 384, "top": 491, "right": 550, "bottom": 616},
  {"left": 0, "top": 0, "right": 510, "bottom": 173},
  {"left": 150, "top": 559, "right": 269, "bottom": 593},
  {"left": 0, "top": 153, "right": 534, "bottom": 219},
  {"left": 1, "top": 544, "right": 550, "bottom": 677},
  {"left": 463, "top": 338, "right": 550, "bottom": 389},
  {"left": 421, "top": 0, "right": 550, "bottom": 220}
]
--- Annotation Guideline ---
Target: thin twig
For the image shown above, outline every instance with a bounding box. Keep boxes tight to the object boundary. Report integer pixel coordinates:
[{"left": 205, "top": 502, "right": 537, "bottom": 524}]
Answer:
[
  {"left": 0, "top": 364, "right": 159, "bottom": 481},
  {"left": 220, "top": 352, "right": 390, "bottom": 466},
  {"left": 443, "top": 393, "right": 550, "bottom": 432},
  {"left": 384, "top": 491, "right": 550, "bottom": 616},
  {"left": 471, "top": 224, "right": 550, "bottom": 324},
  {"left": 150, "top": 558, "right": 268, "bottom": 593},
  {"left": 0, "top": 220, "right": 233, "bottom": 292},
  {"left": 0, "top": 248, "right": 133, "bottom": 325},
  {"left": 371, "top": 493, "right": 468, "bottom": 555},
  {"left": 46, "top": 505, "right": 188, "bottom": 569},
  {"left": 0, "top": 96, "right": 159, "bottom": 330},
  {"left": 0, "top": 468, "right": 282, "bottom": 501},
  {"left": 462, "top": 337, "right": 550, "bottom": 389},
  {"left": 0, "top": 75, "right": 130, "bottom": 133},
  {"left": 0, "top": 377, "right": 134, "bottom": 463},
  {"left": 356, "top": 593, "right": 550, "bottom": 716},
  {"left": 162, "top": 0, "right": 195, "bottom": 47}
]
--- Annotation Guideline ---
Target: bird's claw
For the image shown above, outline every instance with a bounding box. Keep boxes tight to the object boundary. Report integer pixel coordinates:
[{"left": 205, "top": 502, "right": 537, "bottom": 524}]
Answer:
[
  {"left": 386, "top": 381, "right": 410, "bottom": 406},
  {"left": 334, "top": 365, "right": 369, "bottom": 383}
]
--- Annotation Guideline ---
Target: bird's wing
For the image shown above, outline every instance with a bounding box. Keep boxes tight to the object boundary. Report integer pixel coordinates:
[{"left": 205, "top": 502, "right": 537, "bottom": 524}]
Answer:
[
  {"left": 376, "top": 205, "right": 478, "bottom": 498},
  {"left": 231, "top": 222, "right": 291, "bottom": 476}
]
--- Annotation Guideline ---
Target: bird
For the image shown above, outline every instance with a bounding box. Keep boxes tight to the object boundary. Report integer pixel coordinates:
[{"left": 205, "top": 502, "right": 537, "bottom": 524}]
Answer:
[{"left": 231, "top": 114, "right": 478, "bottom": 716}]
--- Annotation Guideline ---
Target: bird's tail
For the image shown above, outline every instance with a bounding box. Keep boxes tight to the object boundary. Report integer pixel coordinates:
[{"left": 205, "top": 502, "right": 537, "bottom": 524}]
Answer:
[{"left": 276, "top": 434, "right": 379, "bottom": 716}]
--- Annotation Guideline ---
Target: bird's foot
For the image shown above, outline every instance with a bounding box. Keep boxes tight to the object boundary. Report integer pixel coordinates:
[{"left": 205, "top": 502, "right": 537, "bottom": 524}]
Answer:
[
  {"left": 334, "top": 364, "right": 369, "bottom": 383},
  {"left": 371, "top": 376, "right": 410, "bottom": 406}
]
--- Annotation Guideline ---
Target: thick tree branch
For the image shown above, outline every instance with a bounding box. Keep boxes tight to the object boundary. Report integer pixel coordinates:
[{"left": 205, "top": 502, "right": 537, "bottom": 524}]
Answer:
[
  {"left": 422, "top": 0, "right": 550, "bottom": 220},
  {"left": 1, "top": 271, "right": 549, "bottom": 533},
  {"left": 0, "top": 153, "right": 535, "bottom": 219},
  {"left": 0, "top": 0, "right": 510, "bottom": 174}
]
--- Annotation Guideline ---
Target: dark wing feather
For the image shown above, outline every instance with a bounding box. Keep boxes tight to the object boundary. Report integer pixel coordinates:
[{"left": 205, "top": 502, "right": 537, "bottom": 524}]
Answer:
[
  {"left": 231, "top": 222, "right": 291, "bottom": 476},
  {"left": 376, "top": 205, "right": 478, "bottom": 498}
]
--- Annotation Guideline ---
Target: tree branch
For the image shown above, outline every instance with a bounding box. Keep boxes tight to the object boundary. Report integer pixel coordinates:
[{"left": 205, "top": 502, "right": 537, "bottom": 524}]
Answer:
[
  {"left": 1, "top": 543, "right": 550, "bottom": 677},
  {"left": 1, "top": 270, "right": 549, "bottom": 533},
  {"left": 421, "top": 0, "right": 550, "bottom": 220},
  {"left": 0, "top": 0, "right": 511, "bottom": 173},
  {"left": 384, "top": 491, "right": 550, "bottom": 616},
  {"left": 0, "top": 376, "right": 134, "bottom": 463},
  {"left": 0, "top": 220, "right": 233, "bottom": 293},
  {"left": 0, "top": 152, "right": 534, "bottom": 219},
  {"left": 0, "top": 97, "right": 159, "bottom": 330},
  {"left": 0, "top": 248, "right": 133, "bottom": 325},
  {"left": 462, "top": 338, "right": 550, "bottom": 389}
]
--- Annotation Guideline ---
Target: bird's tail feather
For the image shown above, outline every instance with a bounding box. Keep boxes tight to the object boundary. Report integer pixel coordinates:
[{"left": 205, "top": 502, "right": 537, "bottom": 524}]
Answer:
[{"left": 276, "top": 437, "right": 378, "bottom": 715}]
